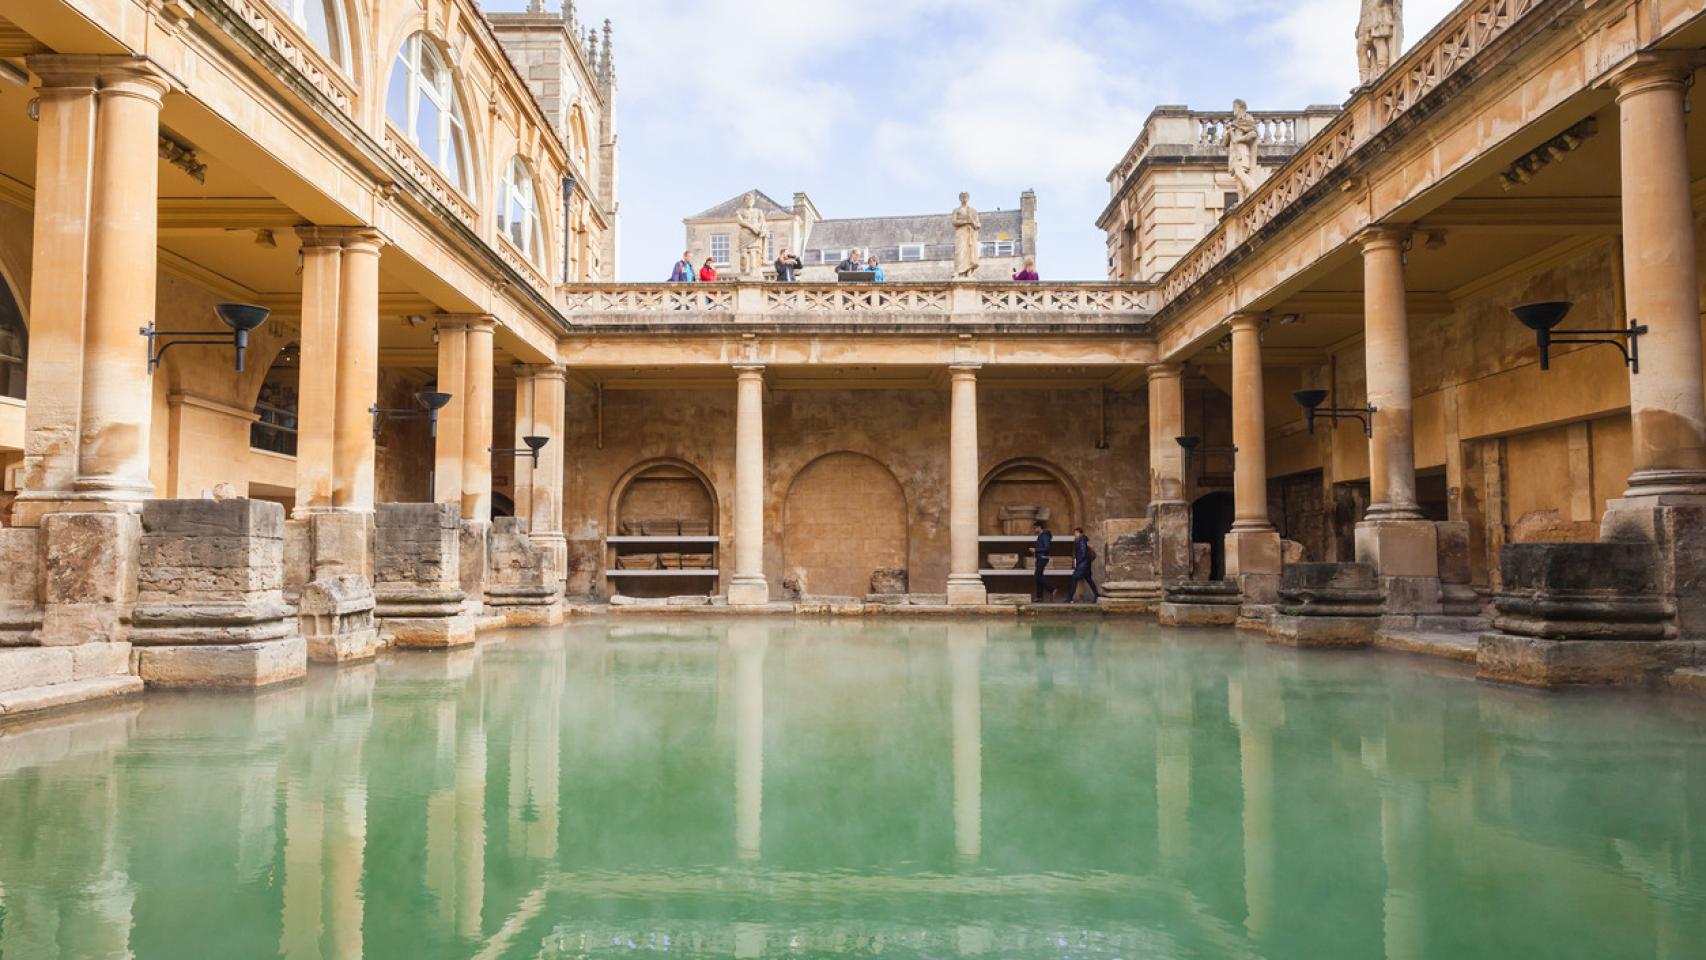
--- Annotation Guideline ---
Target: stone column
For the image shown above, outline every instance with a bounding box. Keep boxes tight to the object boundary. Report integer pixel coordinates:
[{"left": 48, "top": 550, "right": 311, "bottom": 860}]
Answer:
[
  {"left": 1610, "top": 54, "right": 1706, "bottom": 500},
  {"left": 1146, "top": 362, "right": 1194, "bottom": 585},
  {"left": 15, "top": 58, "right": 100, "bottom": 521},
  {"left": 1600, "top": 53, "right": 1706, "bottom": 645},
  {"left": 1355, "top": 228, "right": 1440, "bottom": 614},
  {"left": 293, "top": 229, "right": 344, "bottom": 515},
  {"left": 433, "top": 318, "right": 469, "bottom": 508},
  {"left": 1226, "top": 314, "right": 1281, "bottom": 603},
  {"left": 519, "top": 365, "right": 568, "bottom": 582},
  {"left": 511, "top": 366, "right": 538, "bottom": 529},
  {"left": 332, "top": 230, "right": 384, "bottom": 511},
  {"left": 728, "top": 364, "right": 770, "bottom": 606},
  {"left": 73, "top": 62, "right": 171, "bottom": 502},
  {"left": 946, "top": 364, "right": 989, "bottom": 605},
  {"left": 460, "top": 318, "right": 495, "bottom": 522}
]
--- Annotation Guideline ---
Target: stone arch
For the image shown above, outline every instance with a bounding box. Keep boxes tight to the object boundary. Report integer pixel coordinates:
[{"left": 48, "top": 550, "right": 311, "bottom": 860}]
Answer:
[
  {"left": 782, "top": 452, "right": 908, "bottom": 598},
  {"left": 0, "top": 263, "right": 26, "bottom": 400},
  {"left": 249, "top": 341, "right": 299, "bottom": 456},
  {"left": 979, "top": 457, "right": 1084, "bottom": 536},
  {"left": 608, "top": 457, "right": 719, "bottom": 535}
]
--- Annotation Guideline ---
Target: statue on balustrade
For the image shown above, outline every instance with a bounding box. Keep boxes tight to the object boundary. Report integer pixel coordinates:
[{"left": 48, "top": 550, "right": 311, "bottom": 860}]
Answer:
[
  {"left": 1357, "top": 0, "right": 1402, "bottom": 85},
  {"left": 952, "top": 192, "right": 981, "bottom": 279},
  {"left": 1224, "top": 99, "right": 1266, "bottom": 200},
  {"left": 736, "top": 192, "right": 768, "bottom": 280}
]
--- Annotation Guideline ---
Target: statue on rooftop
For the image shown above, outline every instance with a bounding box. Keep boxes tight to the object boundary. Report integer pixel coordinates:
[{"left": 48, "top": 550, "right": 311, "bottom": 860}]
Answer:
[
  {"left": 1357, "top": 0, "right": 1403, "bottom": 85},
  {"left": 952, "top": 192, "right": 981, "bottom": 279},
  {"left": 736, "top": 192, "right": 768, "bottom": 280},
  {"left": 1224, "top": 99, "right": 1265, "bottom": 200}
]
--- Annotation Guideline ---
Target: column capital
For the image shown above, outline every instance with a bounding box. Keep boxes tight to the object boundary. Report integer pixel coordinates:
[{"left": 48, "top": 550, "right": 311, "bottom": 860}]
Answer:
[
  {"left": 1227, "top": 312, "right": 1267, "bottom": 334},
  {"left": 1146, "top": 361, "right": 1184, "bottom": 382},
  {"left": 948, "top": 362, "right": 982, "bottom": 380},
  {"left": 515, "top": 362, "right": 567, "bottom": 383},
  {"left": 1356, "top": 225, "right": 1411, "bottom": 252},
  {"left": 1603, "top": 51, "right": 1699, "bottom": 100},
  {"left": 27, "top": 54, "right": 171, "bottom": 96},
  {"left": 733, "top": 362, "right": 766, "bottom": 379},
  {"left": 433, "top": 312, "right": 494, "bottom": 333},
  {"left": 295, "top": 225, "right": 386, "bottom": 253}
]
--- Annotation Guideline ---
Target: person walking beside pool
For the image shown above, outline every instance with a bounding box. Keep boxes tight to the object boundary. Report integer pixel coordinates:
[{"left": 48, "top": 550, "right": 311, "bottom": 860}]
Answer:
[
  {"left": 1068, "top": 526, "right": 1101, "bottom": 604},
  {"left": 1032, "top": 519, "right": 1057, "bottom": 603},
  {"left": 670, "top": 251, "right": 697, "bottom": 282}
]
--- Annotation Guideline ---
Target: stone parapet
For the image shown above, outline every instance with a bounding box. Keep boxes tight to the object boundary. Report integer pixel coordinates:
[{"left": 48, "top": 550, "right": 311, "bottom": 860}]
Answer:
[
  {"left": 129, "top": 499, "right": 305, "bottom": 688},
  {"left": 373, "top": 503, "right": 474, "bottom": 649},
  {"left": 486, "top": 518, "right": 563, "bottom": 626}
]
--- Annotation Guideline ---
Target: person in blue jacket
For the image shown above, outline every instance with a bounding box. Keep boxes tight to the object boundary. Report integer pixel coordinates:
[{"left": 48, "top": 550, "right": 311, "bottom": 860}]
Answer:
[
  {"left": 1068, "top": 526, "right": 1102, "bottom": 604},
  {"left": 1032, "top": 520, "right": 1057, "bottom": 603},
  {"left": 669, "top": 250, "right": 696, "bottom": 282},
  {"left": 867, "top": 254, "right": 886, "bottom": 282}
]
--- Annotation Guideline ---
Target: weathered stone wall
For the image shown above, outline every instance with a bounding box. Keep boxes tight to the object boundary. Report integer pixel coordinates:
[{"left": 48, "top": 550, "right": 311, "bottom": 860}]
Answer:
[{"left": 563, "top": 383, "right": 1147, "bottom": 599}]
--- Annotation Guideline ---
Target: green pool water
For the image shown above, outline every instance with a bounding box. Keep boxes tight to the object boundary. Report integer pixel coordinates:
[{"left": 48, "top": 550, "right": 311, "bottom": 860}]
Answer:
[{"left": 2, "top": 619, "right": 1704, "bottom": 959}]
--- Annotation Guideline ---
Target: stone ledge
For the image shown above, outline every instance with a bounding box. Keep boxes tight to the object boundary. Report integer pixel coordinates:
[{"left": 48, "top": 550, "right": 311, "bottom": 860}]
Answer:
[
  {"left": 1373, "top": 629, "right": 1479, "bottom": 663},
  {"left": 0, "top": 675, "right": 143, "bottom": 720},
  {"left": 385, "top": 616, "right": 477, "bottom": 649},
  {"left": 134, "top": 637, "right": 306, "bottom": 688},
  {"left": 1476, "top": 635, "right": 1666, "bottom": 688},
  {"left": 1267, "top": 614, "right": 1375, "bottom": 648},
  {"left": 1158, "top": 601, "right": 1240, "bottom": 626},
  {"left": 1669, "top": 668, "right": 1706, "bottom": 696}
]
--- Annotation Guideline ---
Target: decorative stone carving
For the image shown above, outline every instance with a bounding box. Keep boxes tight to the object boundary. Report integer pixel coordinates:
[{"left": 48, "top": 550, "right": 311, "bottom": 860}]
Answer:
[
  {"left": 298, "top": 574, "right": 379, "bottom": 663},
  {"left": 736, "top": 192, "right": 768, "bottom": 280},
  {"left": 1356, "top": 0, "right": 1402, "bottom": 86},
  {"left": 129, "top": 499, "right": 307, "bottom": 687},
  {"left": 952, "top": 192, "right": 981, "bottom": 279},
  {"left": 486, "top": 518, "right": 563, "bottom": 626},
  {"left": 1267, "top": 562, "right": 1384, "bottom": 647},
  {"left": 373, "top": 503, "right": 474, "bottom": 649},
  {"left": 1224, "top": 99, "right": 1266, "bottom": 198}
]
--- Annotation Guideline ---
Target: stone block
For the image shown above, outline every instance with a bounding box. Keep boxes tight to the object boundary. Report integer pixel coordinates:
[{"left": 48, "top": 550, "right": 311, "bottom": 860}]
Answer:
[
  {"left": 487, "top": 518, "right": 560, "bottom": 625},
  {"left": 1103, "top": 518, "right": 1158, "bottom": 584},
  {"left": 1602, "top": 497, "right": 1706, "bottom": 642},
  {"left": 0, "top": 675, "right": 142, "bottom": 719},
  {"left": 38, "top": 511, "right": 140, "bottom": 647},
  {"left": 1159, "top": 601, "right": 1240, "bottom": 626},
  {"left": 0, "top": 527, "right": 41, "bottom": 644},
  {"left": 869, "top": 568, "right": 908, "bottom": 595},
  {"left": 1491, "top": 541, "right": 1671, "bottom": 641},
  {"left": 1435, "top": 521, "right": 1473, "bottom": 585},
  {"left": 299, "top": 575, "right": 379, "bottom": 663},
  {"left": 71, "top": 642, "right": 131, "bottom": 679},
  {"left": 1190, "top": 543, "right": 1212, "bottom": 580},
  {"left": 133, "top": 638, "right": 306, "bottom": 688},
  {"left": 944, "top": 577, "right": 987, "bottom": 607},
  {"left": 1268, "top": 615, "right": 1375, "bottom": 648},
  {"left": 459, "top": 519, "right": 491, "bottom": 616},
  {"left": 1226, "top": 528, "right": 1281, "bottom": 578},
  {"left": 1281, "top": 539, "right": 1306, "bottom": 564},
  {"left": 309, "top": 511, "right": 372, "bottom": 581},
  {"left": 1477, "top": 634, "right": 1668, "bottom": 687},
  {"left": 0, "top": 647, "right": 74, "bottom": 693},
  {"left": 374, "top": 503, "right": 471, "bottom": 645},
  {"left": 1355, "top": 519, "right": 1440, "bottom": 578}
]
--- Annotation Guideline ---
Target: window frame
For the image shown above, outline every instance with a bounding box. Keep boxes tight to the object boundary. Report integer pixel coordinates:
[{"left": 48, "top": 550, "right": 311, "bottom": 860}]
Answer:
[
  {"left": 497, "top": 156, "right": 543, "bottom": 266},
  {"left": 980, "top": 240, "right": 1016, "bottom": 258},
  {"left": 272, "top": 0, "right": 349, "bottom": 68},
  {"left": 388, "top": 34, "right": 473, "bottom": 193},
  {"left": 709, "top": 234, "right": 732, "bottom": 266},
  {"left": 820, "top": 249, "right": 847, "bottom": 266},
  {"left": 897, "top": 243, "right": 925, "bottom": 262}
]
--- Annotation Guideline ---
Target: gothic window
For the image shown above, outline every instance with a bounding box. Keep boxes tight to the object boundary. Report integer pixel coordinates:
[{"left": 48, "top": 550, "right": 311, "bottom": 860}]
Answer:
[
  {"left": 569, "top": 105, "right": 591, "bottom": 171},
  {"left": 387, "top": 33, "right": 472, "bottom": 192},
  {"left": 497, "top": 157, "right": 542, "bottom": 264}
]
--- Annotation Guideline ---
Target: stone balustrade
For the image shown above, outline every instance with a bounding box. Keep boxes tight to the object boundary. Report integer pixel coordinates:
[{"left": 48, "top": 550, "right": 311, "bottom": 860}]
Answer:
[{"left": 559, "top": 282, "right": 1156, "bottom": 328}]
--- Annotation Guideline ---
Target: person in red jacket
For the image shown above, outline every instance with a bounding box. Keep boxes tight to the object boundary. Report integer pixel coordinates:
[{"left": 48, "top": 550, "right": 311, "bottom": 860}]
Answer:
[{"left": 699, "top": 258, "right": 718, "bottom": 282}]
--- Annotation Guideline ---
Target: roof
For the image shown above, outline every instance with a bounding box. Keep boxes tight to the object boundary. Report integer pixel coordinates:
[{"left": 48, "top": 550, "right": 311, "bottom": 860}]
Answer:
[
  {"left": 804, "top": 210, "right": 1022, "bottom": 253},
  {"left": 686, "top": 190, "right": 793, "bottom": 222}
]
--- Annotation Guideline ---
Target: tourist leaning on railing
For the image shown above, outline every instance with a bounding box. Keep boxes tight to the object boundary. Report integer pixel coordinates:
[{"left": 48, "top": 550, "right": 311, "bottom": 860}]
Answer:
[
  {"left": 699, "top": 258, "right": 718, "bottom": 282},
  {"left": 867, "top": 255, "right": 886, "bottom": 282},
  {"left": 669, "top": 251, "right": 697, "bottom": 282},
  {"left": 1013, "top": 257, "right": 1040, "bottom": 281}
]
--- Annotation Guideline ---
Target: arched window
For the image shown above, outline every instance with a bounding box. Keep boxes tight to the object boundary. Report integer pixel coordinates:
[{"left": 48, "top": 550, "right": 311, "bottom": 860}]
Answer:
[
  {"left": 270, "top": 0, "right": 347, "bottom": 67},
  {"left": 0, "top": 277, "right": 25, "bottom": 401},
  {"left": 569, "top": 105, "right": 590, "bottom": 170},
  {"left": 496, "top": 157, "right": 542, "bottom": 264},
  {"left": 387, "top": 33, "right": 470, "bottom": 191},
  {"left": 252, "top": 342, "right": 299, "bottom": 456}
]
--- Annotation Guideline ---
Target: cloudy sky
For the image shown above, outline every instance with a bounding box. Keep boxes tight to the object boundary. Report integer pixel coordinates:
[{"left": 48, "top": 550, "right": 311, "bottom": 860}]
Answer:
[{"left": 487, "top": 0, "right": 1457, "bottom": 281}]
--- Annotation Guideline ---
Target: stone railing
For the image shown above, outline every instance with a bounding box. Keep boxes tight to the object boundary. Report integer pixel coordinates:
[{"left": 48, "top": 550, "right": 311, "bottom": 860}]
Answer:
[
  {"left": 382, "top": 128, "right": 480, "bottom": 230},
  {"left": 560, "top": 282, "right": 1156, "bottom": 327},
  {"left": 212, "top": 0, "right": 358, "bottom": 117},
  {"left": 1192, "top": 112, "right": 1305, "bottom": 147},
  {"left": 1107, "top": 108, "right": 1322, "bottom": 187},
  {"left": 1157, "top": 0, "right": 1545, "bottom": 308}
]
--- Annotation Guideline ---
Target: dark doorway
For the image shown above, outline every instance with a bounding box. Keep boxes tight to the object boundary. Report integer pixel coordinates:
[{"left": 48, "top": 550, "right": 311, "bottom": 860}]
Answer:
[{"left": 1191, "top": 491, "right": 1235, "bottom": 580}]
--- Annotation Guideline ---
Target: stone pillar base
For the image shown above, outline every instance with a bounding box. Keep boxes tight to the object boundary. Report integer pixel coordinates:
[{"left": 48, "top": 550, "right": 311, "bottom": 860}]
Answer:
[
  {"left": 374, "top": 503, "right": 473, "bottom": 648},
  {"left": 459, "top": 519, "right": 491, "bottom": 618},
  {"left": 1159, "top": 601, "right": 1240, "bottom": 626},
  {"left": 1355, "top": 518, "right": 1442, "bottom": 615},
  {"left": 0, "top": 526, "right": 42, "bottom": 644},
  {"left": 946, "top": 575, "right": 988, "bottom": 606},
  {"left": 39, "top": 511, "right": 141, "bottom": 647},
  {"left": 128, "top": 500, "right": 305, "bottom": 689},
  {"left": 299, "top": 574, "right": 379, "bottom": 663},
  {"left": 383, "top": 614, "right": 476, "bottom": 649},
  {"left": 728, "top": 576, "right": 771, "bottom": 607},
  {"left": 1602, "top": 495, "right": 1706, "bottom": 641},
  {"left": 134, "top": 638, "right": 307, "bottom": 688},
  {"left": 1100, "top": 580, "right": 1161, "bottom": 613},
  {"left": 1226, "top": 528, "right": 1281, "bottom": 606},
  {"left": 1268, "top": 615, "right": 1376, "bottom": 648},
  {"left": 486, "top": 518, "right": 563, "bottom": 626},
  {"left": 1264, "top": 563, "right": 1383, "bottom": 647},
  {"left": 1476, "top": 635, "right": 1668, "bottom": 687}
]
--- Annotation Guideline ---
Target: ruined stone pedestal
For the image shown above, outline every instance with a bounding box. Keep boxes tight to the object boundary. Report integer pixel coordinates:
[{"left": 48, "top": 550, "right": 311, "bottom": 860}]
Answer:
[
  {"left": 486, "top": 518, "right": 563, "bottom": 627},
  {"left": 1225, "top": 528, "right": 1281, "bottom": 607},
  {"left": 1356, "top": 519, "right": 1442, "bottom": 616},
  {"left": 1267, "top": 562, "right": 1383, "bottom": 648},
  {"left": 374, "top": 503, "right": 474, "bottom": 649},
  {"left": 299, "top": 574, "right": 380, "bottom": 663},
  {"left": 459, "top": 518, "right": 491, "bottom": 620},
  {"left": 1102, "top": 518, "right": 1162, "bottom": 613},
  {"left": 1434, "top": 521, "right": 1483, "bottom": 618},
  {"left": 1158, "top": 580, "right": 1243, "bottom": 626},
  {"left": 1477, "top": 542, "right": 1674, "bottom": 687},
  {"left": 129, "top": 499, "right": 306, "bottom": 688}
]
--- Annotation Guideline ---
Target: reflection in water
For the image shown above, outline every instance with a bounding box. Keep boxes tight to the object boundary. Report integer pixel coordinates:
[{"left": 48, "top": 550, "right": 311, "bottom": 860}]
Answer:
[{"left": 0, "top": 621, "right": 1703, "bottom": 959}]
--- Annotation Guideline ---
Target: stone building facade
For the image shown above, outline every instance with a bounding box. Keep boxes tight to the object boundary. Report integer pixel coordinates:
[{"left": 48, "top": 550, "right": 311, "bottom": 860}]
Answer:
[
  {"left": 3, "top": 0, "right": 1706, "bottom": 722},
  {"left": 683, "top": 190, "right": 1040, "bottom": 281}
]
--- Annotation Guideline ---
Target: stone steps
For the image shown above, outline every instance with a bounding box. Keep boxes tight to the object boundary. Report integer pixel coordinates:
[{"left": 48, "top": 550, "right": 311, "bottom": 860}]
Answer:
[{"left": 0, "top": 675, "right": 143, "bottom": 719}]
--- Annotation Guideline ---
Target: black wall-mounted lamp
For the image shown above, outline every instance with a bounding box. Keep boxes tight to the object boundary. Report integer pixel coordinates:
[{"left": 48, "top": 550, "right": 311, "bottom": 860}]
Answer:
[
  {"left": 491, "top": 435, "right": 550, "bottom": 467},
  {"left": 1512, "top": 301, "right": 1646, "bottom": 373},
  {"left": 1176, "top": 435, "right": 1237, "bottom": 472},
  {"left": 370, "top": 390, "right": 453, "bottom": 440},
  {"left": 1293, "top": 389, "right": 1375, "bottom": 438},
  {"left": 142, "top": 303, "right": 270, "bottom": 374}
]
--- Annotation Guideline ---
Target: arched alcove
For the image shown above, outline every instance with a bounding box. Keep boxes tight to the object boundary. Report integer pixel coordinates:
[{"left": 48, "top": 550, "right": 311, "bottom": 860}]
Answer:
[
  {"left": 979, "top": 458, "right": 1083, "bottom": 536},
  {"left": 782, "top": 452, "right": 908, "bottom": 598},
  {"left": 607, "top": 459, "right": 720, "bottom": 598},
  {"left": 610, "top": 458, "right": 719, "bottom": 534},
  {"left": 250, "top": 341, "right": 299, "bottom": 455}
]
